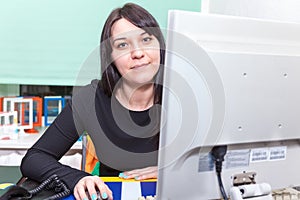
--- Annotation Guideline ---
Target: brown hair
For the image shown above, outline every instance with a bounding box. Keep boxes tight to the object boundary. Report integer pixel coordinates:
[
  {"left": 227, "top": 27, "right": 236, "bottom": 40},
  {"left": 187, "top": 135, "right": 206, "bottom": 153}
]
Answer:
[{"left": 100, "top": 3, "right": 165, "bottom": 104}]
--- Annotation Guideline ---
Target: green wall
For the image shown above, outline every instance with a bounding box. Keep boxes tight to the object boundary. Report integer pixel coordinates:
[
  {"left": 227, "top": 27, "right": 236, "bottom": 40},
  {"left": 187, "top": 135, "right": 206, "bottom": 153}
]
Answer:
[{"left": 0, "top": 0, "right": 201, "bottom": 88}]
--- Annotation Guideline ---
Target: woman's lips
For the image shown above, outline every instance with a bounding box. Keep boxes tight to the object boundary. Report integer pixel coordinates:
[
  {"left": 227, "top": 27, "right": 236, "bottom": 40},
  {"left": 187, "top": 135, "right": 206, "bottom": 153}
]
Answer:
[{"left": 131, "top": 63, "right": 149, "bottom": 69}]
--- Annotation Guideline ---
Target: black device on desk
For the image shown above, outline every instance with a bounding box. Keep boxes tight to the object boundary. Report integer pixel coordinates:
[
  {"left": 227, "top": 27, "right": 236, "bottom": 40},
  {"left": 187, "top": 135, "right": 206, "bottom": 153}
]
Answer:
[
  {"left": 0, "top": 166, "right": 22, "bottom": 197},
  {"left": 0, "top": 174, "right": 70, "bottom": 200}
]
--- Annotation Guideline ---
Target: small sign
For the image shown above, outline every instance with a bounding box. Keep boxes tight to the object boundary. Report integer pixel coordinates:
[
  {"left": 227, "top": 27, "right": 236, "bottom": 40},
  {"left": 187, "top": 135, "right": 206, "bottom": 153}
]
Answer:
[
  {"left": 269, "top": 146, "right": 287, "bottom": 161},
  {"left": 225, "top": 149, "right": 250, "bottom": 169},
  {"left": 250, "top": 148, "right": 269, "bottom": 163}
]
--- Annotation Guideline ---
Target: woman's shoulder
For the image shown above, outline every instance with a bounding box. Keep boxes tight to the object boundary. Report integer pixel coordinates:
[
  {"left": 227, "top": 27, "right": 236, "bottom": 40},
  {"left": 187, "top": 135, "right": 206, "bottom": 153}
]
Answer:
[
  {"left": 71, "top": 79, "right": 107, "bottom": 113},
  {"left": 72, "top": 79, "right": 101, "bottom": 94},
  {"left": 90, "top": 79, "right": 101, "bottom": 89},
  {"left": 90, "top": 79, "right": 107, "bottom": 98},
  {"left": 72, "top": 79, "right": 108, "bottom": 101}
]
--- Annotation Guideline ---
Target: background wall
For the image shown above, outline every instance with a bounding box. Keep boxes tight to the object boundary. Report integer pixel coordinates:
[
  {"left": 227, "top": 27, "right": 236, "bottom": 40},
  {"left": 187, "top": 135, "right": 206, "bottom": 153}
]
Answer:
[
  {"left": 0, "top": 0, "right": 202, "bottom": 93},
  {"left": 201, "top": 0, "right": 300, "bottom": 23}
]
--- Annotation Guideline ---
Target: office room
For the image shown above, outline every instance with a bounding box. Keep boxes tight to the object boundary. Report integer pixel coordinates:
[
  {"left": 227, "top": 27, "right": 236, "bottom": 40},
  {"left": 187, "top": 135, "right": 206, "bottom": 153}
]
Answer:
[{"left": 0, "top": 0, "right": 300, "bottom": 199}]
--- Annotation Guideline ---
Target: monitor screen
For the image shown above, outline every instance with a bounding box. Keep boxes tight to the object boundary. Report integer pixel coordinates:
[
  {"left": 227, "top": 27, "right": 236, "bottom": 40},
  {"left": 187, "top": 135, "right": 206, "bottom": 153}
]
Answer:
[{"left": 157, "top": 10, "right": 300, "bottom": 199}]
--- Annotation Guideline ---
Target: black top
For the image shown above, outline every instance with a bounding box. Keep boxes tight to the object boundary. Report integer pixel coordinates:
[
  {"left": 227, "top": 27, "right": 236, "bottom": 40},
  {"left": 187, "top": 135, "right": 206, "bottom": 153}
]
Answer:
[{"left": 20, "top": 80, "right": 160, "bottom": 191}]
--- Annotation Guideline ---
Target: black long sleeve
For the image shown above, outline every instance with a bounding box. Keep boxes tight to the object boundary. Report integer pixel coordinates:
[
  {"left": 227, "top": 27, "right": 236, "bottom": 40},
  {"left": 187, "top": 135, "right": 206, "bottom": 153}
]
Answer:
[
  {"left": 20, "top": 103, "right": 90, "bottom": 190},
  {"left": 20, "top": 79, "right": 160, "bottom": 191}
]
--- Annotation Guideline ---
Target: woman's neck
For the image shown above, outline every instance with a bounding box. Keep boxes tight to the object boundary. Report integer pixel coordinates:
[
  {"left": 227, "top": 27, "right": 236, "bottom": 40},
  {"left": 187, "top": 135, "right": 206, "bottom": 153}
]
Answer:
[{"left": 115, "top": 81, "right": 155, "bottom": 111}]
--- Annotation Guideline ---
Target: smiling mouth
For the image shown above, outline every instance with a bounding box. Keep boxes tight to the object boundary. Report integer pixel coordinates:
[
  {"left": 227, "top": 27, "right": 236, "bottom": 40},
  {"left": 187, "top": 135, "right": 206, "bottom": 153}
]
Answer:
[{"left": 131, "top": 63, "right": 149, "bottom": 69}]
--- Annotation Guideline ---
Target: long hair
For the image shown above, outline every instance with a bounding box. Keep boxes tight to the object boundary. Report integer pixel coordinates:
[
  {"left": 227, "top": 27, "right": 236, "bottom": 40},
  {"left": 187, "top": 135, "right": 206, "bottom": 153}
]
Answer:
[{"left": 100, "top": 3, "right": 165, "bottom": 104}]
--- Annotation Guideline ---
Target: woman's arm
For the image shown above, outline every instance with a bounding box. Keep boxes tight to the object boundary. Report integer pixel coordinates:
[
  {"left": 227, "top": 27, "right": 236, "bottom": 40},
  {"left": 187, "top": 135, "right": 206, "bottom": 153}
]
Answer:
[{"left": 20, "top": 103, "right": 91, "bottom": 190}]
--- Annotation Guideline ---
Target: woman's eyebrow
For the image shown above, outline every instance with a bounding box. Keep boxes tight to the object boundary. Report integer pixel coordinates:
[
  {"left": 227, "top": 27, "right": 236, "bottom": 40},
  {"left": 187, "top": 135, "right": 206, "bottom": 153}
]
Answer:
[
  {"left": 141, "top": 31, "right": 149, "bottom": 36},
  {"left": 112, "top": 31, "right": 149, "bottom": 44},
  {"left": 112, "top": 37, "right": 126, "bottom": 44}
]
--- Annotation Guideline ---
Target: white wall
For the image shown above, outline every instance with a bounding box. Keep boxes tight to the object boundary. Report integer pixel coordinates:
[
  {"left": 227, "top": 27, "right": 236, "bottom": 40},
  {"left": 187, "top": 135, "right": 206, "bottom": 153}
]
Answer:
[{"left": 201, "top": 0, "right": 300, "bottom": 23}]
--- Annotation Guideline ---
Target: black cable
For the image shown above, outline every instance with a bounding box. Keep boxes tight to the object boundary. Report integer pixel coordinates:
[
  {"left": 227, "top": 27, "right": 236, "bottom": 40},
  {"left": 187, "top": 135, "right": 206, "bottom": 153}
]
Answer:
[
  {"left": 217, "top": 171, "right": 227, "bottom": 200},
  {"left": 0, "top": 174, "right": 70, "bottom": 200},
  {"left": 29, "top": 174, "right": 70, "bottom": 200},
  {"left": 211, "top": 145, "right": 228, "bottom": 200},
  {"left": 28, "top": 174, "right": 58, "bottom": 195},
  {"left": 44, "top": 175, "right": 70, "bottom": 200}
]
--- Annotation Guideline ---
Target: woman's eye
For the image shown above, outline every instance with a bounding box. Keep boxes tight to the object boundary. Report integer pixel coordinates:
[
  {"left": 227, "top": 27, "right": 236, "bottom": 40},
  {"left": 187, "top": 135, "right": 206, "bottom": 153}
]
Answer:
[
  {"left": 142, "top": 37, "right": 152, "bottom": 43},
  {"left": 117, "top": 42, "right": 128, "bottom": 49}
]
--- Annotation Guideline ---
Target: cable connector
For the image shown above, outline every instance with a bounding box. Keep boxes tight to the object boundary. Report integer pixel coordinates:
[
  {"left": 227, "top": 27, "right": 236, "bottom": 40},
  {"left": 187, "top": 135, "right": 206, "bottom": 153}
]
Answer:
[
  {"left": 211, "top": 145, "right": 228, "bottom": 200},
  {"left": 211, "top": 145, "right": 227, "bottom": 173}
]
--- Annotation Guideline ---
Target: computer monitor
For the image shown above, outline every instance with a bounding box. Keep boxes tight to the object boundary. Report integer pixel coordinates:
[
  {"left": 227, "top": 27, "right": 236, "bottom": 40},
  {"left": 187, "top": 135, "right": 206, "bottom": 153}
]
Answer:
[{"left": 157, "top": 10, "right": 300, "bottom": 199}]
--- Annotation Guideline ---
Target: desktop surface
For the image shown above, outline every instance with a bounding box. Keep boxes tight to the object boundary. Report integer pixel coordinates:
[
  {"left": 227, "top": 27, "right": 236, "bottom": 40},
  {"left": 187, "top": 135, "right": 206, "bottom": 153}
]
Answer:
[
  {"left": 0, "top": 176, "right": 156, "bottom": 200},
  {"left": 0, "top": 166, "right": 22, "bottom": 196}
]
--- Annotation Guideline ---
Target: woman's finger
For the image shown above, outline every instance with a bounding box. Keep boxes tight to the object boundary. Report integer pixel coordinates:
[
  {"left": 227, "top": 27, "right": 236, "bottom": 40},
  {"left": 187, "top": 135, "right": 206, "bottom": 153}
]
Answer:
[
  {"left": 93, "top": 176, "right": 113, "bottom": 200},
  {"left": 74, "top": 176, "right": 113, "bottom": 200},
  {"left": 74, "top": 179, "right": 89, "bottom": 200},
  {"left": 121, "top": 166, "right": 157, "bottom": 180}
]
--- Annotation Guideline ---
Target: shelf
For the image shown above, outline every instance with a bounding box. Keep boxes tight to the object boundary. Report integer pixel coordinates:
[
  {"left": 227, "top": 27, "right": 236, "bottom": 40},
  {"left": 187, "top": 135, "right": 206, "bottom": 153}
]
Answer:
[{"left": 0, "top": 128, "right": 82, "bottom": 150}]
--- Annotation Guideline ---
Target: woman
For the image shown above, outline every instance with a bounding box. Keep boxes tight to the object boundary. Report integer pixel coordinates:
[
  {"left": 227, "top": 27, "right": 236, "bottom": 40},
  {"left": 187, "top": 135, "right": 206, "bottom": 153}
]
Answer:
[{"left": 21, "top": 3, "right": 165, "bottom": 200}]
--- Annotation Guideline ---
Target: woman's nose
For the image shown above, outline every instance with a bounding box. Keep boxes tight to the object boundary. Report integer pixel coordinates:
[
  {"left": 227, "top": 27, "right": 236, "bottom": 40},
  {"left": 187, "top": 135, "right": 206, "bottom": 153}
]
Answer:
[{"left": 131, "top": 45, "right": 144, "bottom": 59}]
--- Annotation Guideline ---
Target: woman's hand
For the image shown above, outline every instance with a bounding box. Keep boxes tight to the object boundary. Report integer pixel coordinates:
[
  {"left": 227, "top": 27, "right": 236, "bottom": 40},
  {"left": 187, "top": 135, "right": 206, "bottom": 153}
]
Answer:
[
  {"left": 73, "top": 175, "right": 113, "bottom": 200},
  {"left": 119, "top": 166, "right": 157, "bottom": 180}
]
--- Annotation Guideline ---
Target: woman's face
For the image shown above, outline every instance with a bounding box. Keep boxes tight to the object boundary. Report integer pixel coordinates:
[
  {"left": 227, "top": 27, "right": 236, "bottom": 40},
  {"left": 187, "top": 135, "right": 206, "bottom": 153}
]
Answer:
[{"left": 110, "top": 18, "right": 160, "bottom": 86}]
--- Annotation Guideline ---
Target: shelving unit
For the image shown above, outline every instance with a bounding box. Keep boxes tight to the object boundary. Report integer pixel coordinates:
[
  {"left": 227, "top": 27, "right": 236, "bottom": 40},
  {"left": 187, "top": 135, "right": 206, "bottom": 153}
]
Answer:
[{"left": 0, "top": 128, "right": 82, "bottom": 168}]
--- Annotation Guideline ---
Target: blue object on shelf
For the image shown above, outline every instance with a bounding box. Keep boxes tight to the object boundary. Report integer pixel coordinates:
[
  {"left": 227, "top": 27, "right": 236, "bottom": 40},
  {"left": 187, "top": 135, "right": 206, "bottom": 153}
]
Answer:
[{"left": 43, "top": 97, "right": 65, "bottom": 126}]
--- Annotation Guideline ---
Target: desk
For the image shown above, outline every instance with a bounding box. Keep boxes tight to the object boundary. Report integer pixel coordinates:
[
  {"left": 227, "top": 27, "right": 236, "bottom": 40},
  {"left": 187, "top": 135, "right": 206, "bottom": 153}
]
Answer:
[
  {"left": 1, "top": 176, "right": 157, "bottom": 200},
  {"left": 0, "top": 166, "right": 22, "bottom": 196}
]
